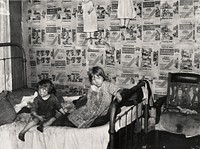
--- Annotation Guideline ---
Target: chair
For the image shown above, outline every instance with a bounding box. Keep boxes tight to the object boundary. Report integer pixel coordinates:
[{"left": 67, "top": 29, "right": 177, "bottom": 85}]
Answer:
[{"left": 155, "top": 72, "right": 200, "bottom": 149}]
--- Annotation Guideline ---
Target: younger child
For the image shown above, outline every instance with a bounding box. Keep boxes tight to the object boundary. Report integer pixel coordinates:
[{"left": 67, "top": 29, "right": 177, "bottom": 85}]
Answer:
[{"left": 18, "top": 79, "right": 65, "bottom": 141}]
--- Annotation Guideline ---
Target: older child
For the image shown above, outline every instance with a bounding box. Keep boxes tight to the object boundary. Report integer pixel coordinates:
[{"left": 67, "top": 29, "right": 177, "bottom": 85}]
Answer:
[
  {"left": 18, "top": 79, "right": 65, "bottom": 141},
  {"left": 67, "top": 66, "right": 122, "bottom": 128}
]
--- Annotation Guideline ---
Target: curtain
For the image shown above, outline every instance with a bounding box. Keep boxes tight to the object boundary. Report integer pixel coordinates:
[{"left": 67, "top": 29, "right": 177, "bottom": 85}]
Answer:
[{"left": 0, "top": 0, "right": 12, "bottom": 92}]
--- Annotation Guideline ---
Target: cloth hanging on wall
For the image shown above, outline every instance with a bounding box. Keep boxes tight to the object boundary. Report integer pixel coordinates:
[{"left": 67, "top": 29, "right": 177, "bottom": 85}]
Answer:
[
  {"left": 117, "top": 0, "right": 136, "bottom": 19},
  {"left": 82, "top": 0, "right": 98, "bottom": 33}
]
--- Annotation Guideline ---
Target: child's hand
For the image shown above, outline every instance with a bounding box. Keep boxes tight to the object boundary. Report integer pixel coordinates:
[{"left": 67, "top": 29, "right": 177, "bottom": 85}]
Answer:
[{"left": 115, "top": 92, "right": 122, "bottom": 102}]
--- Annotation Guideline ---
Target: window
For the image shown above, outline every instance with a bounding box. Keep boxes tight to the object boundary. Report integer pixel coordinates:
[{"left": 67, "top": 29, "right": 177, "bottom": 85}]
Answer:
[{"left": 0, "top": 0, "right": 12, "bottom": 92}]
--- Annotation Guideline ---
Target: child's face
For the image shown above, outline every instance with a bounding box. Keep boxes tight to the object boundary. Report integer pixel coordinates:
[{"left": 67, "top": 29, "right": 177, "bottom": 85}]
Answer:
[
  {"left": 92, "top": 75, "right": 104, "bottom": 88},
  {"left": 38, "top": 86, "right": 49, "bottom": 100}
]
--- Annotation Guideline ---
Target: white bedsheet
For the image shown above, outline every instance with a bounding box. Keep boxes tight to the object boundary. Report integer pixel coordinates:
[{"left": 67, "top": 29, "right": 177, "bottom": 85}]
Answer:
[
  {"left": 0, "top": 122, "right": 109, "bottom": 149},
  {"left": 0, "top": 103, "right": 143, "bottom": 149}
]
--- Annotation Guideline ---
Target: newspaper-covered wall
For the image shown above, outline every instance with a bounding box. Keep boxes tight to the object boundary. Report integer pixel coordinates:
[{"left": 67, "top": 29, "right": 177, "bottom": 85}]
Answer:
[{"left": 22, "top": 0, "right": 200, "bottom": 98}]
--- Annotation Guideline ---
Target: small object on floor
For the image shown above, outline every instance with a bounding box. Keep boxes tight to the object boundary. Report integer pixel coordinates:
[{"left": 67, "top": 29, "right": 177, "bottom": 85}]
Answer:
[
  {"left": 190, "top": 146, "right": 200, "bottom": 149},
  {"left": 37, "top": 125, "right": 44, "bottom": 132},
  {"left": 18, "top": 133, "right": 25, "bottom": 141},
  {"left": 142, "top": 145, "right": 148, "bottom": 149}
]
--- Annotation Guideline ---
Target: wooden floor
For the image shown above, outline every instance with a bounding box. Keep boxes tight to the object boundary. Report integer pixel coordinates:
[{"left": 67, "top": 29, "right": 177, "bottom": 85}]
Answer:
[
  {"left": 140, "top": 131, "right": 200, "bottom": 149},
  {"left": 114, "top": 130, "right": 200, "bottom": 149}
]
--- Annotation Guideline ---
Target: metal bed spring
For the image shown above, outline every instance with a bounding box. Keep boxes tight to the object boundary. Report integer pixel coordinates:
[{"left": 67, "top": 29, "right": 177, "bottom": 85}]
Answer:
[
  {"left": 109, "top": 81, "right": 149, "bottom": 149},
  {"left": 0, "top": 42, "right": 27, "bottom": 90}
]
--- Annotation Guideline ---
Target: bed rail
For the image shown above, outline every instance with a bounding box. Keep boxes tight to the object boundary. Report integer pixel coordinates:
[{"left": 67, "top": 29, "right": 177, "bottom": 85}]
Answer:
[
  {"left": 0, "top": 42, "right": 27, "bottom": 90},
  {"left": 109, "top": 80, "right": 150, "bottom": 149}
]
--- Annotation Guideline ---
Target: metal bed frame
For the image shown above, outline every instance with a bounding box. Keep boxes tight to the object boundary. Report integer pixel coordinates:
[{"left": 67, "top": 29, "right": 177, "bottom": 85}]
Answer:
[
  {"left": 109, "top": 81, "right": 149, "bottom": 149},
  {"left": 0, "top": 42, "right": 27, "bottom": 90}
]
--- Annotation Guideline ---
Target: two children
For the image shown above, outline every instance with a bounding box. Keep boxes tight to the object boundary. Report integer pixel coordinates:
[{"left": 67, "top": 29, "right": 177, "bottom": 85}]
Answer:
[{"left": 18, "top": 66, "right": 122, "bottom": 141}]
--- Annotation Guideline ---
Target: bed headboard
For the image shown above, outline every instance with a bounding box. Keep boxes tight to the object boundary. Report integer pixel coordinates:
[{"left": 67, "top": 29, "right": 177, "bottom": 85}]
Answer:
[{"left": 0, "top": 42, "right": 27, "bottom": 91}]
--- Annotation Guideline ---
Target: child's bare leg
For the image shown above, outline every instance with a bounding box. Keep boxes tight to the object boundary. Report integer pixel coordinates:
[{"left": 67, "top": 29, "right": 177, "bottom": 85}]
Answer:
[
  {"left": 37, "top": 117, "right": 56, "bottom": 132},
  {"left": 44, "top": 117, "right": 56, "bottom": 126},
  {"left": 18, "top": 118, "right": 39, "bottom": 141}
]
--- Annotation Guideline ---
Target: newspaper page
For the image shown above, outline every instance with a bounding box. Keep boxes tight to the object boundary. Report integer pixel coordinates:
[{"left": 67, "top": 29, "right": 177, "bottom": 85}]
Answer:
[
  {"left": 117, "top": 69, "right": 140, "bottom": 89},
  {"left": 193, "top": 44, "right": 200, "bottom": 73},
  {"left": 194, "top": 5, "right": 200, "bottom": 43},
  {"left": 179, "top": 19, "right": 194, "bottom": 43},
  {"left": 142, "top": 1, "right": 156, "bottom": 20},
  {"left": 46, "top": 0, "right": 60, "bottom": 22},
  {"left": 179, "top": 44, "right": 194, "bottom": 72},
  {"left": 58, "top": 24, "right": 73, "bottom": 46},
  {"left": 51, "top": 48, "right": 66, "bottom": 70},
  {"left": 87, "top": 47, "right": 105, "bottom": 67},
  {"left": 159, "top": 44, "right": 180, "bottom": 73},
  {"left": 36, "top": 48, "right": 52, "bottom": 69},
  {"left": 142, "top": 24, "right": 161, "bottom": 43},
  {"left": 140, "top": 44, "right": 153, "bottom": 72},
  {"left": 76, "top": 3, "right": 86, "bottom": 46},
  {"left": 121, "top": 44, "right": 140, "bottom": 71},
  {"left": 31, "top": 25, "right": 45, "bottom": 46},
  {"left": 45, "top": 24, "right": 58, "bottom": 46},
  {"left": 179, "top": 0, "right": 194, "bottom": 18},
  {"left": 160, "top": 19, "right": 179, "bottom": 43},
  {"left": 110, "top": 0, "right": 120, "bottom": 42},
  {"left": 160, "top": 0, "right": 174, "bottom": 20}
]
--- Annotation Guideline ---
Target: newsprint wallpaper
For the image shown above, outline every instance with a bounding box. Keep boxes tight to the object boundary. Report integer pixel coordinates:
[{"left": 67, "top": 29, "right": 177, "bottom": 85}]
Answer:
[{"left": 22, "top": 0, "right": 200, "bottom": 99}]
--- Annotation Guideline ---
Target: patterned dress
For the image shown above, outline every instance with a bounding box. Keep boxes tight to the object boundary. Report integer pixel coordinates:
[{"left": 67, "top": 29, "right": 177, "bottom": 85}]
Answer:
[
  {"left": 117, "top": 0, "right": 136, "bottom": 19},
  {"left": 68, "top": 81, "right": 120, "bottom": 128}
]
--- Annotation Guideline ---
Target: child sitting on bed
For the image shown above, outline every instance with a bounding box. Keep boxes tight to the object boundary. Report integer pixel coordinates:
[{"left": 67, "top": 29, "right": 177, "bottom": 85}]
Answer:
[
  {"left": 18, "top": 79, "right": 66, "bottom": 141},
  {"left": 53, "top": 66, "right": 122, "bottom": 128}
]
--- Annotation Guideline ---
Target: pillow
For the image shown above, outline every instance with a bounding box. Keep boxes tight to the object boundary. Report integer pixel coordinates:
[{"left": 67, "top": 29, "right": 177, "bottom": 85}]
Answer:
[
  {"left": 0, "top": 91, "right": 16, "bottom": 126},
  {"left": 6, "top": 88, "right": 36, "bottom": 107}
]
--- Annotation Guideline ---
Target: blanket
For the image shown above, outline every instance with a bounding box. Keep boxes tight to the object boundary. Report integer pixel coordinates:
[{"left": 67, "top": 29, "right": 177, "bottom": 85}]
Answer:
[{"left": 155, "top": 112, "right": 200, "bottom": 138}]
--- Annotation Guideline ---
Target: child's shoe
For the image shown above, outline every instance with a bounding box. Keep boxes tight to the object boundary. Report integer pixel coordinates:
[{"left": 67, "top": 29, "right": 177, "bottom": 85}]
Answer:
[
  {"left": 18, "top": 132, "right": 25, "bottom": 141},
  {"left": 37, "top": 125, "right": 44, "bottom": 132}
]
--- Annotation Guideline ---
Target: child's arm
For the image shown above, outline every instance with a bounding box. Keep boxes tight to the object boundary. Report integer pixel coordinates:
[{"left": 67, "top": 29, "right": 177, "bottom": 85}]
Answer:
[
  {"left": 31, "top": 111, "right": 45, "bottom": 122},
  {"left": 59, "top": 108, "right": 66, "bottom": 115}
]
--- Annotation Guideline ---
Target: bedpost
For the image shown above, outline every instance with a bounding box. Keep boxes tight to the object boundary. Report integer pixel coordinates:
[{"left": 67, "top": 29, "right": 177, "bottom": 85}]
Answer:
[{"left": 109, "top": 99, "right": 118, "bottom": 149}]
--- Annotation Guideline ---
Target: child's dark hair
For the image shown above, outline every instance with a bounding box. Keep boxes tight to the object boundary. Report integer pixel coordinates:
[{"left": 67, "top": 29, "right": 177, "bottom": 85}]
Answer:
[
  {"left": 88, "top": 66, "right": 108, "bottom": 83},
  {"left": 37, "top": 79, "right": 56, "bottom": 95}
]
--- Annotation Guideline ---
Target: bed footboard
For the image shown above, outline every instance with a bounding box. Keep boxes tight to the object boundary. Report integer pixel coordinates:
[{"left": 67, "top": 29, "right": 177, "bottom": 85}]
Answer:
[{"left": 109, "top": 80, "right": 151, "bottom": 149}]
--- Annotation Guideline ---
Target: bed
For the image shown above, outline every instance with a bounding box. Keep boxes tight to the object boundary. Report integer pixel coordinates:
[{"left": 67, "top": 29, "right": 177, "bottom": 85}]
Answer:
[{"left": 0, "top": 42, "right": 153, "bottom": 149}]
